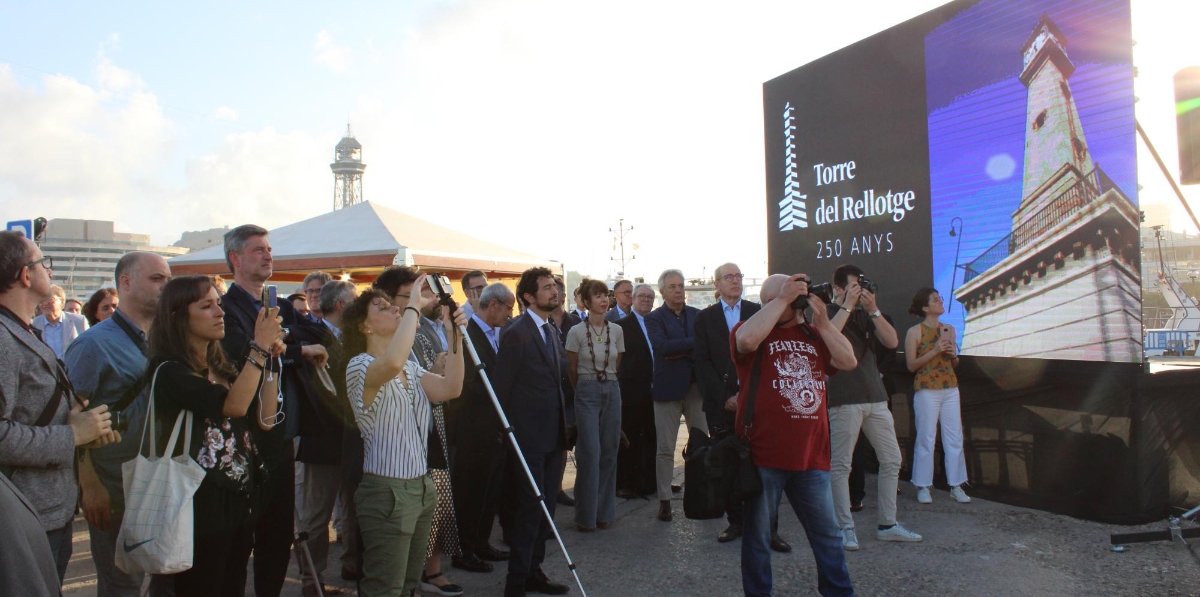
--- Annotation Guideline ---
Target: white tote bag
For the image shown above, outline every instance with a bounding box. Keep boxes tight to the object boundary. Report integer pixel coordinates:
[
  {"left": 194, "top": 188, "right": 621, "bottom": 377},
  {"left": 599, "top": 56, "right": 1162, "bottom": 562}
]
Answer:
[{"left": 115, "top": 362, "right": 207, "bottom": 575}]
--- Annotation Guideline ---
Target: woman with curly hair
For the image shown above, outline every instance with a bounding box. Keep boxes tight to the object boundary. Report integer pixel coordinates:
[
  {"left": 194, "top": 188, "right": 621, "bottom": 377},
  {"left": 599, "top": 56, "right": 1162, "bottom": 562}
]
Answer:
[{"left": 82, "top": 287, "right": 118, "bottom": 326}]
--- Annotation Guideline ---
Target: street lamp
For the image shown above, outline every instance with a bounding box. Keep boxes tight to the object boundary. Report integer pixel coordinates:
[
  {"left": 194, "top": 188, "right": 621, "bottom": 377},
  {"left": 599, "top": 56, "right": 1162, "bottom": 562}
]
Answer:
[{"left": 948, "top": 217, "right": 964, "bottom": 313}]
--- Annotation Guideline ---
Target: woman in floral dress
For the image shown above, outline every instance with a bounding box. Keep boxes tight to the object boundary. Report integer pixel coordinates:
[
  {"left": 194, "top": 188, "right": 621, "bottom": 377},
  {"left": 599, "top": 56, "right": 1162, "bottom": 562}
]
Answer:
[{"left": 146, "top": 275, "right": 282, "bottom": 596}]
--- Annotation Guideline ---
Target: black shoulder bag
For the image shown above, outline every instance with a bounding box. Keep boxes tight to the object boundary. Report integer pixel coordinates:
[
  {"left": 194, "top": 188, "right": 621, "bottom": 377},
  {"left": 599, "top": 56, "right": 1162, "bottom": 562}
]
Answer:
[{"left": 723, "top": 347, "right": 765, "bottom": 501}]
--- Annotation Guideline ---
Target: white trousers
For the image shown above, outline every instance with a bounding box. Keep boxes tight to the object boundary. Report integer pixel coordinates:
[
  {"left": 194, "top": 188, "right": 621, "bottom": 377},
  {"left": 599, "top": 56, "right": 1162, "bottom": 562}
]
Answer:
[{"left": 911, "top": 388, "right": 968, "bottom": 488}]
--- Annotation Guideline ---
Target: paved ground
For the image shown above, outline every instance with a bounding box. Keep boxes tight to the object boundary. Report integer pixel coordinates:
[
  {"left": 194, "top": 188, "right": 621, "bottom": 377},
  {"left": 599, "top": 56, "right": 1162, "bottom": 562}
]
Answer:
[{"left": 64, "top": 427, "right": 1200, "bottom": 596}]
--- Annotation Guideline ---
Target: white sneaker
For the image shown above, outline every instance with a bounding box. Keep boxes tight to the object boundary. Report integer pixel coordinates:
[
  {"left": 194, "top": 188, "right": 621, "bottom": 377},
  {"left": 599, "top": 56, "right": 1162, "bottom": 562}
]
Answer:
[
  {"left": 951, "top": 485, "right": 972, "bottom": 503},
  {"left": 842, "top": 527, "right": 860, "bottom": 551},
  {"left": 876, "top": 523, "right": 923, "bottom": 542},
  {"left": 916, "top": 486, "right": 932, "bottom": 504}
]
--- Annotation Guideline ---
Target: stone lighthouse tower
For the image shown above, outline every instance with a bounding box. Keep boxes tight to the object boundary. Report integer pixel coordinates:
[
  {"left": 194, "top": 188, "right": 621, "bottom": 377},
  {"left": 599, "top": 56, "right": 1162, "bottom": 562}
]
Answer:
[{"left": 954, "top": 15, "right": 1141, "bottom": 361}]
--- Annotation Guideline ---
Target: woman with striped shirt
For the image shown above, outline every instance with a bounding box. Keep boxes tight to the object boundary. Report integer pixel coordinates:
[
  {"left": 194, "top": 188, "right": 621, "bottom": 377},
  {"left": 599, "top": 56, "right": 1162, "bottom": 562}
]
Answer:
[{"left": 341, "top": 276, "right": 467, "bottom": 597}]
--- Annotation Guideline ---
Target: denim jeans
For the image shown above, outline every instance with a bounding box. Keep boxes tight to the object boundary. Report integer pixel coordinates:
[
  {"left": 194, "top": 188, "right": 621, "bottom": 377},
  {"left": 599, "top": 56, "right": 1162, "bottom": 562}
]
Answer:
[{"left": 742, "top": 468, "right": 853, "bottom": 597}]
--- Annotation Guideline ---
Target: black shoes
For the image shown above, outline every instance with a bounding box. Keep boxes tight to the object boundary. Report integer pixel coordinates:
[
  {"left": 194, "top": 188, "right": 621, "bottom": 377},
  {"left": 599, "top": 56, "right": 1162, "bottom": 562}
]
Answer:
[
  {"left": 671, "top": 484, "right": 682, "bottom": 493},
  {"left": 476, "top": 543, "right": 511, "bottom": 562},
  {"left": 451, "top": 552, "right": 493, "bottom": 573},
  {"left": 770, "top": 532, "right": 792, "bottom": 553},
  {"left": 657, "top": 500, "right": 673, "bottom": 522},
  {"left": 850, "top": 501, "right": 864, "bottom": 513},
  {"left": 718, "top": 523, "right": 744, "bottom": 543},
  {"left": 556, "top": 491, "right": 576, "bottom": 507},
  {"left": 525, "top": 569, "right": 571, "bottom": 595}
]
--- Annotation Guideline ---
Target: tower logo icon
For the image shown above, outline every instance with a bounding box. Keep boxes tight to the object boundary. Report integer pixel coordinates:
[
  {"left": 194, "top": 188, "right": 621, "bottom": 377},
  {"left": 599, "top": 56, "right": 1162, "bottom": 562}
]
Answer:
[{"left": 778, "top": 102, "right": 807, "bottom": 231}]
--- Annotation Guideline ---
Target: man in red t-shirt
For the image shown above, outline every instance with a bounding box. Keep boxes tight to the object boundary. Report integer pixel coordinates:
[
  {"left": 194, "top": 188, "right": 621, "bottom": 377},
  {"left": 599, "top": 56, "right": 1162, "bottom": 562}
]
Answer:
[{"left": 731, "top": 273, "right": 857, "bottom": 597}]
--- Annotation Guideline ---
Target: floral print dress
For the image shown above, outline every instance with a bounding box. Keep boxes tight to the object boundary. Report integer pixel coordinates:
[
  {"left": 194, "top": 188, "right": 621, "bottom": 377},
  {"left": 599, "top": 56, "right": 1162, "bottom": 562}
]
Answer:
[{"left": 154, "top": 360, "right": 264, "bottom": 495}]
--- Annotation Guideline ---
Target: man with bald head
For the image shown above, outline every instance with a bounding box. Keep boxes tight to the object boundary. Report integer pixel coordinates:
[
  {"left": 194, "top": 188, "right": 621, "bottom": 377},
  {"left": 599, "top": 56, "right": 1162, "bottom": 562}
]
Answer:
[
  {"left": 732, "top": 273, "right": 857, "bottom": 597},
  {"left": 65, "top": 251, "right": 171, "bottom": 597}
]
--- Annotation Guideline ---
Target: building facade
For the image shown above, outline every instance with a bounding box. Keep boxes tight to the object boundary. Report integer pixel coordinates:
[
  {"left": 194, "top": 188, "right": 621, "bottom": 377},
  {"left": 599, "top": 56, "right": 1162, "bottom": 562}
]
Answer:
[{"left": 40, "top": 219, "right": 188, "bottom": 300}]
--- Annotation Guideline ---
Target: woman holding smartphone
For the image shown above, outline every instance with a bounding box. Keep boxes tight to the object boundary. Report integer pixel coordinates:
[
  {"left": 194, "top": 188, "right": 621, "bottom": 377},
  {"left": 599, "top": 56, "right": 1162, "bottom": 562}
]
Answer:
[
  {"left": 146, "top": 275, "right": 282, "bottom": 596},
  {"left": 340, "top": 274, "right": 466, "bottom": 597},
  {"left": 904, "top": 288, "right": 970, "bottom": 505}
]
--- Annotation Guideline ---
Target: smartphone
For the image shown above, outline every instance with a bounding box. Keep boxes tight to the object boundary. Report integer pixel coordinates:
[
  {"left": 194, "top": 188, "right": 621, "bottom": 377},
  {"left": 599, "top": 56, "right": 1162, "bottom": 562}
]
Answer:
[
  {"left": 262, "top": 285, "right": 278, "bottom": 309},
  {"left": 939, "top": 325, "right": 955, "bottom": 344}
]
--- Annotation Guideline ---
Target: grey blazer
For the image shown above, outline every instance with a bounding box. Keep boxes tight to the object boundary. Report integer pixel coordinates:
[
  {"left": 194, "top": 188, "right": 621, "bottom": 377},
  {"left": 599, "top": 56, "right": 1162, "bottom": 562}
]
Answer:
[
  {"left": 0, "top": 314, "right": 78, "bottom": 531},
  {"left": 32, "top": 311, "right": 88, "bottom": 354},
  {"left": 0, "top": 472, "right": 60, "bottom": 596}
]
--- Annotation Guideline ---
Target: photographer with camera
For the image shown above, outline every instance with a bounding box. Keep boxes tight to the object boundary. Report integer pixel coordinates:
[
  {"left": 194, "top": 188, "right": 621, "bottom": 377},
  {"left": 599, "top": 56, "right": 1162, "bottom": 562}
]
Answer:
[
  {"left": 825, "top": 265, "right": 921, "bottom": 552},
  {"left": 65, "top": 251, "right": 171, "bottom": 597},
  {"left": 733, "top": 273, "right": 857, "bottom": 597}
]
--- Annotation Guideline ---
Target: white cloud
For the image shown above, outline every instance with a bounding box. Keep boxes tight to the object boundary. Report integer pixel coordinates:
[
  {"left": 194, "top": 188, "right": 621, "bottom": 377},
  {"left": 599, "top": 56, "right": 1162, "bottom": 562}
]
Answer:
[
  {"left": 313, "top": 30, "right": 351, "bottom": 73},
  {"left": 0, "top": 58, "right": 330, "bottom": 246},
  {"left": 212, "top": 106, "right": 239, "bottom": 122}
]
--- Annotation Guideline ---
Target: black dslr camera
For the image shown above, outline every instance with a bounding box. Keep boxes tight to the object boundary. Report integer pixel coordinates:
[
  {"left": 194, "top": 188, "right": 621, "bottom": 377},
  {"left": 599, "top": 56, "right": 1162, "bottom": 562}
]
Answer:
[
  {"left": 791, "top": 277, "right": 834, "bottom": 311},
  {"left": 858, "top": 274, "right": 879, "bottom": 295}
]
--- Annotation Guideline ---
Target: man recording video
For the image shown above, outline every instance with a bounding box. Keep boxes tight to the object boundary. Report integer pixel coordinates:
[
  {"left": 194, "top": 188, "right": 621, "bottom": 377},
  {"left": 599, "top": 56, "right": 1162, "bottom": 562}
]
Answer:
[{"left": 825, "top": 264, "right": 922, "bottom": 552}]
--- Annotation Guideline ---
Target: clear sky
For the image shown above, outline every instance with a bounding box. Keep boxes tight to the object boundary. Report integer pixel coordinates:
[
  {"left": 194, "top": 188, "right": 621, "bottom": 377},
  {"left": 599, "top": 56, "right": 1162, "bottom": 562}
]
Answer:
[{"left": 0, "top": 0, "right": 1196, "bottom": 281}]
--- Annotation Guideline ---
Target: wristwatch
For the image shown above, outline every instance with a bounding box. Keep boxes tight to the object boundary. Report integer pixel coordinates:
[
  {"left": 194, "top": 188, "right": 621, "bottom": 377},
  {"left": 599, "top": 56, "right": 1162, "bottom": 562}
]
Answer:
[{"left": 870, "top": 309, "right": 881, "bottom": 318}]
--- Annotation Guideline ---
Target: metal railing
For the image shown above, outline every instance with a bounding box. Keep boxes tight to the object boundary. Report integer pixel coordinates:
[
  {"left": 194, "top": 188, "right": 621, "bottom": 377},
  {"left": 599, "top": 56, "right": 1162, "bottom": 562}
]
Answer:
[{"left": 961, "top": 166, "right": 1122, "bottom": 285}]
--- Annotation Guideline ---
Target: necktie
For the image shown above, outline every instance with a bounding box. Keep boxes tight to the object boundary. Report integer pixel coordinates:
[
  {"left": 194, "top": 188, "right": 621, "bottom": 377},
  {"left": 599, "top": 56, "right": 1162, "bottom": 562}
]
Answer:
[
  {"left": 486, "top": 328, "right": 498, "bottom": 352},
  {"left": 542, "top": 322, "right": 557, "bottom": 360}
]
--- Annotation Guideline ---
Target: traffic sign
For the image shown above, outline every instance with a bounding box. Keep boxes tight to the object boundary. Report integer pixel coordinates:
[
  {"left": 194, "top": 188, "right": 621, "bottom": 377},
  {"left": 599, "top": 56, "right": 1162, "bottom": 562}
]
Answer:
[{"left": 7, "top": 220, "right": 32, "bottom": 238}]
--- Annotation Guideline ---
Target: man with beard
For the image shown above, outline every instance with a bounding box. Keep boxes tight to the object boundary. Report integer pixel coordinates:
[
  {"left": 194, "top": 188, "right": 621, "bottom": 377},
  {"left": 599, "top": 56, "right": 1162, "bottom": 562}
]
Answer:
[{"left": 494, "top": 267, "right": 572, "bottom": 597}]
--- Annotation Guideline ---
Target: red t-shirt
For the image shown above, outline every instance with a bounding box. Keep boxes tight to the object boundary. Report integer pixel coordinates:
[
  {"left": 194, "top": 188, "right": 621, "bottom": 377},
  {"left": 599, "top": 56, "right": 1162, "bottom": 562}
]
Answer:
[{"left": 731, "top": 321, "right": 837, "bottom": 472}]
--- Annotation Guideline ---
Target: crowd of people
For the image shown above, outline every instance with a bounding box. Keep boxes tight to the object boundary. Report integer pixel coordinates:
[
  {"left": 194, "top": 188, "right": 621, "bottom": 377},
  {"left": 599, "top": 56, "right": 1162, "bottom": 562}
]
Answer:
[{"left": 0, "top": 224, "right": 970, "bottom": 597}]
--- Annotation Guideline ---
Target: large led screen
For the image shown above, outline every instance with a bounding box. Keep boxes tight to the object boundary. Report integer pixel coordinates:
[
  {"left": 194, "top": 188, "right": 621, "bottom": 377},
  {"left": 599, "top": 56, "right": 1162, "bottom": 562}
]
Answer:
[{"left": 764, "top": 0, "right": 1139, "bottom": 363}]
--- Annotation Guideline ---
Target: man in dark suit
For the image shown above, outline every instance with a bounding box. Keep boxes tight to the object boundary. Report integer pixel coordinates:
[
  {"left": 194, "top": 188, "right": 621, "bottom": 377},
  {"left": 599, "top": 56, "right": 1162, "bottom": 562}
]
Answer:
[
  {"left": 295, "top": 279, "right": 358, "bottom": 596},
  {"left": 615, "top": 283, "right": 657, "bottom": 498},
  {"left": 494, "top": 267, "right": 571, "bottom": 597},
  {"left": 694, "top": 263, "right": 791, "bottom": 553},
  {"left": 452, "top": 282, "right": 515, "bottom": 569},
  {"left": 218, "top": 225, "right": 329, "bottom": 597},
  {"left": 643, "top": 268, "right": 707, "bottom": 522},
  {"left": 605, "top": 279, "right": 633, "bottom": 323}
]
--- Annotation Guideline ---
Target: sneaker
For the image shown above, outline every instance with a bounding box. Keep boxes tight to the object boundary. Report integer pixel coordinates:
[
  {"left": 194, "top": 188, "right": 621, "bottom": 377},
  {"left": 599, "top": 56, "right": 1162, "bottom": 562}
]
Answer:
[
  {"left": 916, "top": 487, "right": 932, "bottom": 504},
  {"left": 841, "top": 527, "right": 860, "bottom": 551},
  {"left": 876, "top": 523, "right": 923, "bottom": 542},
  {"left": 951, "top": 485, "right": 972, "bottom": 503}
]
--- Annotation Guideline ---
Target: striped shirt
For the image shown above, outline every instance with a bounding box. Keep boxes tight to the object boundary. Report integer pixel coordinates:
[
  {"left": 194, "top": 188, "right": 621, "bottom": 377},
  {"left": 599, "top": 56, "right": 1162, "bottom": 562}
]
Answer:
[{"left": 346, "top": 353, "right": 431, "bottom": 480}]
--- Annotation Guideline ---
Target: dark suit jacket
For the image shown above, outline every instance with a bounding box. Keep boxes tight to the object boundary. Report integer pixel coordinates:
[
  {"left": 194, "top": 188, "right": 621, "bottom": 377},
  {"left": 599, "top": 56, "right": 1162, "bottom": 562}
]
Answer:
[
  {"left": 615, "top": 313, "right": 653, "bottom": 404},
  {"left": 494, "top": 312, "right": 567, "bottom": 455},
  {"left": 458, "top": 318, "right": 503, "bottom": 442},
  {"left": 220, "top": 283, "right": 312, "bottom": 465},
  {"left": 293, "top": 321, "right": 348, "bottom": 466},
  {"left": 644, "top": 304, "right": 701, "bottom": 402},
  {"left": 604, "top": 306, "right": 629, "bottom": 323},
  {"left": 694, "top": 300, "right": 761, "bottom": 429}
]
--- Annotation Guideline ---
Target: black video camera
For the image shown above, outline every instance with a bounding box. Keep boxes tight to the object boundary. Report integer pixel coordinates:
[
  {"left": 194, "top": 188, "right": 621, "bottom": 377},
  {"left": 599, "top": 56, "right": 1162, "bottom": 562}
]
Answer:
[
  {"left": 791, "top": 277, "right": 834, "bottom": 311},
  {"left": 426, "top": 273, "right": 458, "bottom": 309}
]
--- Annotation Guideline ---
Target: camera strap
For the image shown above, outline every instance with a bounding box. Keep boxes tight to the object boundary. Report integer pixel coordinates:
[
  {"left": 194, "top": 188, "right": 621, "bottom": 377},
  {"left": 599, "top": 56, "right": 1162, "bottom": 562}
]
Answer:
[
  {"left": 109, "top": 311, "right": 151, "bottom": 413},
  {"left": 739, "top": 348, "right": 766, "bottom": 438}
]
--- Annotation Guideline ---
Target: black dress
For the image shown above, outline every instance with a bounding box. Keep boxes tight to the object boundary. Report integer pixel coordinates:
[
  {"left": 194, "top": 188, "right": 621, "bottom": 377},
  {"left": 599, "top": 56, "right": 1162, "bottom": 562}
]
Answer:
[{"left": 152, "top": 360, "right": 265, "bottom": 597}]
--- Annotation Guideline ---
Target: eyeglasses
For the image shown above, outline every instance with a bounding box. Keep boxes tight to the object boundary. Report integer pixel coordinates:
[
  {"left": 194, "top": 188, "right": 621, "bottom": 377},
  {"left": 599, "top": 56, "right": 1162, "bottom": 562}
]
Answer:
[
  {"left": 467, "top": 285, "right": 486, "bottom": 293},
  {"left": 393, "top": 293, "right": 410, "bottom": 301},
  {"left": 370, "top": 299, "right": 393, "bottom": 311},
  {"left": 18, "top": 256, "right": 52, "bottom": 278},
  {"left": 721, "top": 273, "right": 745, "bottom": 282},
  {"left": 634, "top": 293, "right": 655, "bottom": 300}
]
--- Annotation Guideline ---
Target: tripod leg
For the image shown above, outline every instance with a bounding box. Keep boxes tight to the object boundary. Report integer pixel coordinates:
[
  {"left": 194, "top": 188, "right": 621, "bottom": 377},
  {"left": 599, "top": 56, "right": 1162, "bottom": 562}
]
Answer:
[{"left": 460, "top": 324, "right": 589, "bottom": 597}]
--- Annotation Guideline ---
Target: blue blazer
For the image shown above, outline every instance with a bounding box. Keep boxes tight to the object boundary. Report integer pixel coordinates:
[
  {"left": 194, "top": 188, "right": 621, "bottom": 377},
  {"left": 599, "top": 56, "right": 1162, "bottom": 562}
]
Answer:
[
  {"left": 494, "top": 312, "right": 568, "bottom": 455},
  {"left": 644, "top": 304, "right": 701, "bottom": 403}
]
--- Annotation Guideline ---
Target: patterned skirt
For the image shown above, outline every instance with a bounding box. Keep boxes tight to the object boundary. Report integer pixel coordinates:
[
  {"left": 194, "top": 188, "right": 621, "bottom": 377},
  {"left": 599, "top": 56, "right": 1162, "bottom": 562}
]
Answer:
[{"left": 427, "top": 403, "right": 462, "bottom": 558}]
